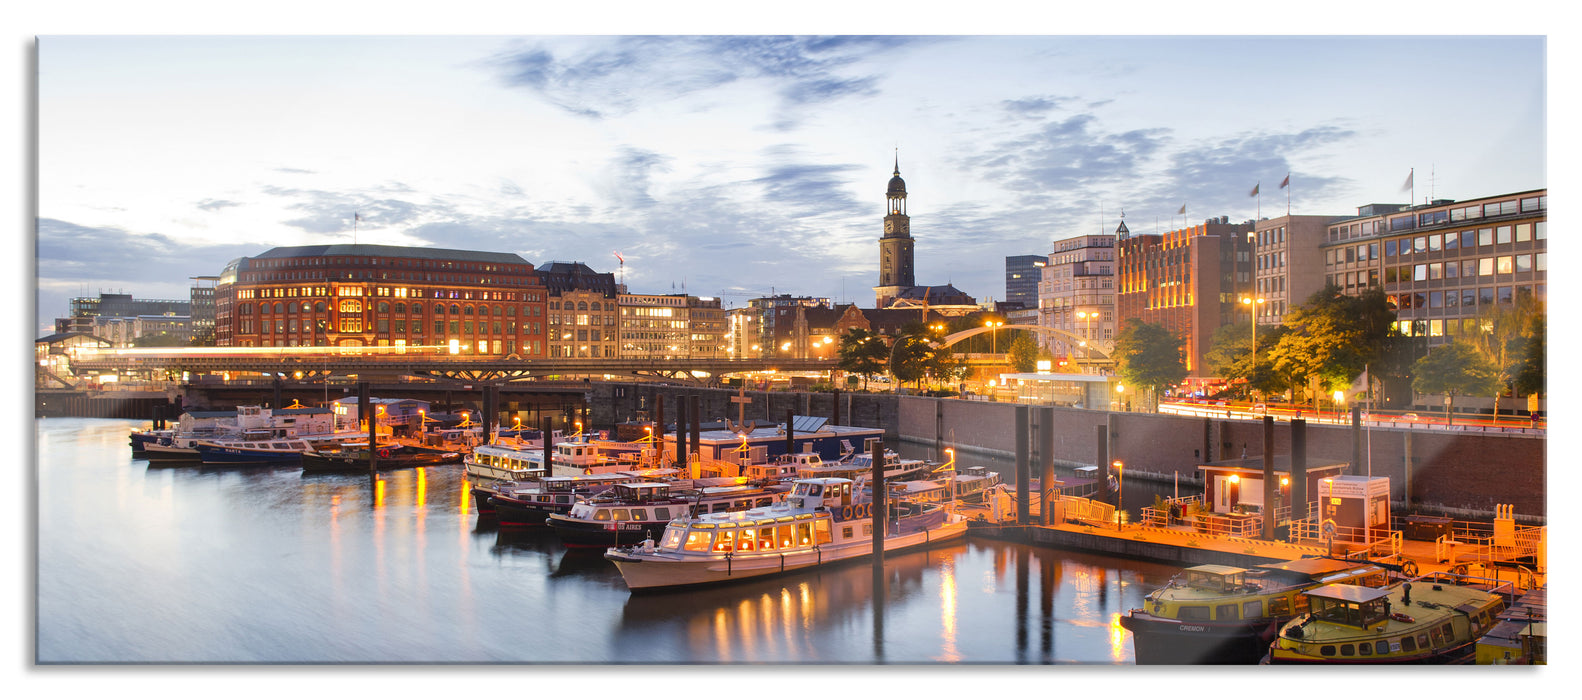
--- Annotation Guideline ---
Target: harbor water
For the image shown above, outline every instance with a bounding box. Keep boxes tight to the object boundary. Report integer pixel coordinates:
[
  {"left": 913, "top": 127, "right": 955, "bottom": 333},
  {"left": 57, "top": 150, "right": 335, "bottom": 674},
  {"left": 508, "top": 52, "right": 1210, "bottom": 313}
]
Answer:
[{"left": 37, "top": 418, "right": 1181, "bottom": 664}]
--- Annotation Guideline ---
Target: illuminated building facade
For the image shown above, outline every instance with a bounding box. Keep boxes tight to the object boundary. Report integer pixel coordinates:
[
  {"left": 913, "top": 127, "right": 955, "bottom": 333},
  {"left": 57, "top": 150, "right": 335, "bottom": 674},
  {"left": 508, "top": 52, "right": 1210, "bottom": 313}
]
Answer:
[
  {"left": 1116, "top": 217, "right": 1253, "bottom": 387},
  {"left": 215, "top": 244, "right": 548, "bottom": 356},
  {"left": 1321, "top": 189, "right": 1546, "bottom": 347},
  {"left": 1038, "top": 228, "right": 1117, "bottom": 359}
]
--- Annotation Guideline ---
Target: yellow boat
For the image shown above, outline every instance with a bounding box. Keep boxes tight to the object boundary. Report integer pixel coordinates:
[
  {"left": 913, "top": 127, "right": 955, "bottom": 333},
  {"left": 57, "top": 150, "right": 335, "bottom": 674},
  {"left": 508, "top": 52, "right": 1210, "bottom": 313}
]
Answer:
[{"left": 1267, "top": 576, "right": 1509, "bottom": 664}]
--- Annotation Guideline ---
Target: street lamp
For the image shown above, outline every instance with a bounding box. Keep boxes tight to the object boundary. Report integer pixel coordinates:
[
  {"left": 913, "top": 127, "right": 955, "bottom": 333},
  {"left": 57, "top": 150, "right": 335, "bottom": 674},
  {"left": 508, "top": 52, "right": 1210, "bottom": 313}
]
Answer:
[
  {"left": 1113, "top": 459, "right": 1124, "bottom": 530},
  {"left": 1240, "top": 297, "right": 1265, "bottom": 400},
  {"left": 985, "top": 320, "right": 1003, "bottom": 354}
]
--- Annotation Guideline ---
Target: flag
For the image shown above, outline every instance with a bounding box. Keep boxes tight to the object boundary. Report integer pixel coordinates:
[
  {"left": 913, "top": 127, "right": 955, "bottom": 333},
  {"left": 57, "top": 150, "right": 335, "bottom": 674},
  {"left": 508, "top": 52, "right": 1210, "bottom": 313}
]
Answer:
[
  {"left": 1280, "top": 174, "right": 1290, "bottom": 189},
  {"left": 1401, "top": 169, "right": 1414, "bottom": 193},
  {"left": 613, "top": 250, "right": 624, "bottom": 264},
  {"left": 1249, "top": 183, "right": 1260, "bottom": 197},
  {"left": 1177, "top": 204, "right": 1186, "bottom": 215},
  {"left": 355, "top": 212, "right": 362, "bottom": 222}
]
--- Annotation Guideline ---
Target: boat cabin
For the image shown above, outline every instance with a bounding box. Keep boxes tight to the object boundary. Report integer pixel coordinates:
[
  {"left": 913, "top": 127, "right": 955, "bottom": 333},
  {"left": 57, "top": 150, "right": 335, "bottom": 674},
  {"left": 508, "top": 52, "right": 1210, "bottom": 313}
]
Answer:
[
  {"left": 1182, "top": 564, "right": 1252, "bottom": 593},
  {"left": 607, "top": 482, "right": 671, "bottom": 503},
  {"left": 1303, "top": 584, "right": 1392, "bottom": 629}
]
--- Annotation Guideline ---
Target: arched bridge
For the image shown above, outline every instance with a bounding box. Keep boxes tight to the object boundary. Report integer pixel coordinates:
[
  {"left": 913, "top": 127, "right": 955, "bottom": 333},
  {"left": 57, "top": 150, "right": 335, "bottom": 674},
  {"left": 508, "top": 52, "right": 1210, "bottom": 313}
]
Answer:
[{"left": 940, "top": 324, "right": 1114, "bottom": 359}]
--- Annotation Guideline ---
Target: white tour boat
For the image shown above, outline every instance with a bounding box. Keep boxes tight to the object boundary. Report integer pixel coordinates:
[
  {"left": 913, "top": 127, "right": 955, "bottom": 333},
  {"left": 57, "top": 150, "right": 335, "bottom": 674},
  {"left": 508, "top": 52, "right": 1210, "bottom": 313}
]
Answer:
[{"left": 604, "top": 476, "right": 969, "bottom": 591}]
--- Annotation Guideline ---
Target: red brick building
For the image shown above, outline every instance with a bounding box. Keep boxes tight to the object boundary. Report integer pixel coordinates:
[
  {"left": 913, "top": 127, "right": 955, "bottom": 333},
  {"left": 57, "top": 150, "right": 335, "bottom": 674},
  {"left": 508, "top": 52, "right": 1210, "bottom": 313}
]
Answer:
[
  {"left": 1115, "top": 217, "right": 1253, "bottom": 390},
  {"left": 215, "top": 244, "right": 548, "bottom": 356}
]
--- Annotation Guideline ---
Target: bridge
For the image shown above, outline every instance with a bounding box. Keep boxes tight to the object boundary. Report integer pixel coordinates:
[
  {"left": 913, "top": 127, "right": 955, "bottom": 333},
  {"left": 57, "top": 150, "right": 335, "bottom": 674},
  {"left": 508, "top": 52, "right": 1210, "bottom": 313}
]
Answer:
[
  {"left": 68, "top": 348, "right": 838, "bottom": 386},
  {"left": 939, "top": 324, "right": 1115, "bottom": 363}
]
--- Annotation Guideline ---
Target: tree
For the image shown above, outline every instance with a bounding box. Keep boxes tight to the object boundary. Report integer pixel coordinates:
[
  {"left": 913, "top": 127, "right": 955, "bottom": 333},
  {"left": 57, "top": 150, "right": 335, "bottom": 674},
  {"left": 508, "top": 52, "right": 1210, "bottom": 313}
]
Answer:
[
  {"left": 1203, "top": 321, "right": 1291, "bottom": 399},
  {"left": 1469, "top": 292, "right": 1543, "bottom": 422},
  {"left": 1411, "top": 340, "right": 1501, "bottom": 426},
  {"left": 837, "top": 328, "right": 887, "bottom": 390},
  {"left": 1266, "top": 284, "right": 1395, "bottom": 407},
  {"left": 1113, "top": 321, "right": 1187, "bottom": 412},
  {"left": 1008, "top": 333, "right": 1039, "bottom": 373},
  {"left": 889, "top": 334, "right": 933, "bottom": 389},
  {"left": 1513, "top": 310, "right": 1545, "bottom": 398}
]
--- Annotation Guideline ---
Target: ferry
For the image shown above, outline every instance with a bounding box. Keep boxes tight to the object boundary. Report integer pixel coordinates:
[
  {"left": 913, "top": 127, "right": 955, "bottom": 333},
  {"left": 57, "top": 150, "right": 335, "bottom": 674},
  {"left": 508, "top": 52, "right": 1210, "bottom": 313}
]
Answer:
[
  {"left": 604, "top": 476, "right": 969, "bottom": 591},
  {"left": 488, "top": 472, "right": 662, "bottom": 526},
  {"left": 1266, "top": 575, "right": 1510, "bottom": 664},
  {"left": 546, "top": 481, "right": 789, "bottom": 548},
  {"left": 192, "top": 432, "right": 365, "bottom": 464},
  {"left": 465, "top": 441, "right": 550, "bottom": 483},
  {"left": 1119, "top": 558, "right": 1388, "bottom": 664},
  {"left": 300, "top": 442, "right": 463, "bottom": 472}
]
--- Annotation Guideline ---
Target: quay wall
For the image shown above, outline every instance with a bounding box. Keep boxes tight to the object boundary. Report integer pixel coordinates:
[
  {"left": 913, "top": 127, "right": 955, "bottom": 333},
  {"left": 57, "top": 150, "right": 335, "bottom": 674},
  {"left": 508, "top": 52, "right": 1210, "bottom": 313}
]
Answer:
[{"left": 895, "top": 396, "right": 1545, "bottom": 521}]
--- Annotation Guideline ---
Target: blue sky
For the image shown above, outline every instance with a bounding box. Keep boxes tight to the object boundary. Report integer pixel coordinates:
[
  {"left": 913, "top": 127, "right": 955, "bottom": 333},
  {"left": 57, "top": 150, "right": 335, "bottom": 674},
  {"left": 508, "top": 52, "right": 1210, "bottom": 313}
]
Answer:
[{"left": 32, "top": 32, "right": 1548, "bottom": 332}]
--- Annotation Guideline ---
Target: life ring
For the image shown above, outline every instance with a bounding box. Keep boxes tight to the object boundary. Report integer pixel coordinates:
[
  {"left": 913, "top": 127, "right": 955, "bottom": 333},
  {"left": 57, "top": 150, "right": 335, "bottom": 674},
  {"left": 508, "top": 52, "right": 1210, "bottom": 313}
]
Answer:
[
  {"left": 842, "top": 505, "right": 853, "bottom": 520},
  {"left": 1391, "top": 612, "right": 1415, "bottom": 623},
  {"left": 1401, "top": 560, "right": 1419, "bottom": 577},
  {"left": 377, "top": 448, "right": 390, "bottom": 459}
]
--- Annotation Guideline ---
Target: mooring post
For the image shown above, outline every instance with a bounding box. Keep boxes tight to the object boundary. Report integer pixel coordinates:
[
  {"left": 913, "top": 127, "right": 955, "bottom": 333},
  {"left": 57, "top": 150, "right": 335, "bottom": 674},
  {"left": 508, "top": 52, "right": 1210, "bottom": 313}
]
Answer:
[
  {"left": 1292, "top": 418, "right": 1308, "bottom": 522},
  {"left": 785, "top": 408, "right": 795, "bottom": 456},
  {"left": 871, "top": 437, "right": 886, "bottom": 555},
  {"left": 1039, "top": 406, "right": 1055, "bottom": 526},
  {"left": 1015, "top": 404, "right": 1030, "bottom": 525},
  {"left": 832, "top": 389, "right": 841, "bottom": 426},
  {"left": 1096, "top": 423, "right": 1109, "bottom": 502},
  {"left": 689, "top": 395, "right": 702, "bottom": 462},
  {"left": 1262, "top": 415, "right": 1276, "bottom": 540},
  {"left": 542, "top": 416, "right": 554, "bottom": 476},
  {"left": 360, "top": 382, "right": 375, "bottom": 473},
  {"left": 1351, "top": 404, "right": 1362, "bottom": 474},
  {"left": 676, "top": 398, "right": 689, "bottom": 470}
]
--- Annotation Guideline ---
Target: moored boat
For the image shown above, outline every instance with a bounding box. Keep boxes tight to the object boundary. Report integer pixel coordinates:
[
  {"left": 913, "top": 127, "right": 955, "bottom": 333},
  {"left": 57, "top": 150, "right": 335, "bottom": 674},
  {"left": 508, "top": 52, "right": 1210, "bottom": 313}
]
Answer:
[
  {"left": 1266, "top": 575, "right": 1510, "bottom": 664},
  {"left": 1119, "top": 558, "right": 1388, "bottom": 664},
  {"left": 487, "top": 472, "right": 660, "bottom": 526},
  {"left": 546, "top": 481, "right": 790, "bottom": 548},
  {"left": 604, "top": 476, "right": 969, "bottom": 592},
  {"left": 300, "top": 443, "right": 463, "bottom": 472}
]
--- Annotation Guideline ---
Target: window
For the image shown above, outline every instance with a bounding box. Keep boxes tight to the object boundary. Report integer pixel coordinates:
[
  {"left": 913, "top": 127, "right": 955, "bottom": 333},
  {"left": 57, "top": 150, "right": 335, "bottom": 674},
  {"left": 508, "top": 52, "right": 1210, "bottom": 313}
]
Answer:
[
  {"left": 1479, "top": 228, "right": 1494, "bottom": 246},
  {"left": 1516, "top": 255, "right": 1532, "bottom": 273},
  {"left": 1320, "top": 646, "right": 1336, "bottom": 657},
  {"left": 1401, "top": 635, "right": 1417, "bottom": 653},
  {"left": 1479, "top": 258, "right": 1494, "bottom": 276},
  {"left": 1428, "top": 263, "right": 1441, "bottom": 280},
  {"left": 1178, "top": 606, "right": 1210, "bottom": 621},
  {"left": 1462, "top": 230, "right": 1476, "bottom": 248},
  {"left": 1385, "top": 240, "right": 1397, "bottom": 257},
  {"left": 1215, "top": 604, "right": 1239, "bottom": 621},
  {"left": 1340, "top": 644, "right": 1355, "bottom": 657},
  {"left": 1497, "top": 226, "right": 1513, "bottom": 244},
  {"left": 1443, "top": 233, "right": 1458, "bottom": 251},
  {"left": 1516, "top": 223, "right": 1531, "bottom": 242},
  {"left": 1427, "top": 235, "right": 1440, "bottom": 252},
  {"left": 1414, "top": 265, "right": 1427, "bottom": 282},
  {"left": 1497, "top": 256, "right": 1513, "bottom": 275}
]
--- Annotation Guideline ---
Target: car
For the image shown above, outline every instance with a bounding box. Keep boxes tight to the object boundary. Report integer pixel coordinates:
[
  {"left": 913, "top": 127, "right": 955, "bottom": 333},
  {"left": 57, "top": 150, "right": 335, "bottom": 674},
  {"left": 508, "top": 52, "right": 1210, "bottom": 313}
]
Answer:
[
  {"left": 1253, "top": 403, "right": 1267, "bottom": 414},
  {"left": 1402, "top": 413, "right": 1420, "bottom": 421}
]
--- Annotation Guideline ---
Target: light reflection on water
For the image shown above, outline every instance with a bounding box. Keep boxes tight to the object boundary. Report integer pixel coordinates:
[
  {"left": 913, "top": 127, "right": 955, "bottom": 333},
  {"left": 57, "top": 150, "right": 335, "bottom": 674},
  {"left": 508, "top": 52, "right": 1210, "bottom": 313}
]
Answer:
[{"left": 37, "top": 418, "right": 1180, "bottom": 664}]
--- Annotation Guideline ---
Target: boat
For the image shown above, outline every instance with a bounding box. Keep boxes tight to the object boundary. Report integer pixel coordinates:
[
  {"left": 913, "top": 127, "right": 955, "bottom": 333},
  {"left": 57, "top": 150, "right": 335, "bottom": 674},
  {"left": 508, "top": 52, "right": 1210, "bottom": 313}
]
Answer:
[
  {"left": 300, "top": 442, "right": 463, "bottom": 472},
  {"left": 1266, "top": 575, "right": 1510, "bottom": 664},
  {"left": 948, "top": 466, "right": 1003, "bottom": 503},
  {"left": 135, "top": 404, "right": 341, "bottom": 462},
  {"left": 487, "top": 472, "right": 661, "bottom": 526},
  {"left": 546, "top": 481, "right": 790, "bottom": 548},
  {"left": 465, "top": 441, "right": 551, "bottom": 483},
  {"left": 1119, "top": 558, "right": 1389, "bottom": 664},
  {"left": 604, "top": 476, "right": 970, "bottom": 592}
]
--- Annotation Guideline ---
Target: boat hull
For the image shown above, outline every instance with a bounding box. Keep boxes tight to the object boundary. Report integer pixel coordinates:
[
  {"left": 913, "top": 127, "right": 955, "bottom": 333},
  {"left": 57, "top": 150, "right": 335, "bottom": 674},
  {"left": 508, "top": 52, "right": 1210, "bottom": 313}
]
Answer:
[
  {"left": 195, "top": 445, "right": 305, "bottom": 465},
  {"left": 547, "top": 516, "right": 665, "bottom": 548},
  {"left": 606, "top": 519, "right": 968, "bottom": 591},
  {"left": 1119, "top": 612, "right": 1279, "bottom": 664},
  {"left": 301, "top": 451, "right": 461, "bottom": 472},
  {"left": 489, "top": 496, "right": 574, "bottom": 527}
]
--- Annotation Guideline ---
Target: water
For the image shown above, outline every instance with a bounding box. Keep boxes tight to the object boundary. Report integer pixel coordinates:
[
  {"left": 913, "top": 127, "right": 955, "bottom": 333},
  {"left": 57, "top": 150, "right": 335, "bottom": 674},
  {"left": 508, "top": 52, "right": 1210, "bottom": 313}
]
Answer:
[{"left": 36, "top": 418, "right": 1180, "bottom": 664}]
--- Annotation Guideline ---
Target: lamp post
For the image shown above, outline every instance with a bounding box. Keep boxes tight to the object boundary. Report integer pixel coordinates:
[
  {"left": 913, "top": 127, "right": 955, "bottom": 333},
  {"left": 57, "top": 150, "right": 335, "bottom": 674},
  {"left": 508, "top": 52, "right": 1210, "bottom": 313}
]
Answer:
[
  {"left": 1075, "top": 311, "right": 1090, "bottom": 368},
  {"left": 1240, "top": 296, "right": 1265, "bottom": 400},
  {"left": 985, "top": 320, "right": 1003, "bottom": 354},
  {"left": 1113, "top": 459, "right": 1124, "bottom": 530}
]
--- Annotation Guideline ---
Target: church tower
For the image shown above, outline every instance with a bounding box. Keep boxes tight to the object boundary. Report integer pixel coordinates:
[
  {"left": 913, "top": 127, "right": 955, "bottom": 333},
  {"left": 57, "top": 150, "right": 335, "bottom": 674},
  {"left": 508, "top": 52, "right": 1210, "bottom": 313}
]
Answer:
[{"left": 874, "top": 153, "right": 915, "bottom": 307}]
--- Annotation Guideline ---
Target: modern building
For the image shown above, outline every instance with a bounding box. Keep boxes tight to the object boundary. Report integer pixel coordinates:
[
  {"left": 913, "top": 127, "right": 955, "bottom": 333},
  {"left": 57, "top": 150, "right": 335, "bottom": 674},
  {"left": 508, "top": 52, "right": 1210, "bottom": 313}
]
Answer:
[
  {"left": 1038, "top": 227, "right": 1118, "bottom": 363},
  {"left": 1322, "top": 189, "right": 1546, "bottom": 347},
  {"left": 688, "top": 296, "right": 728, "bottom": 359},
  {"left": 214, "top": 244, "right": 549, "bottom": 355},
  {"left": 618, "top": 293, "right": 695, "bottom": 359},
  {"left": 189, "top": 276, "right": 219, "bottom": 345},
  {"left": 1249, "top": 214, "right": 1344, "bottom": 325},
  {"left": 1116, "top": 216, "right": 1253, "bottom": 390},
  {"left": 1005, "top": 255, "right": 1045, "bottom": 309},
  {"left": 739, "top": 295, "right": 832, "bottom": 359},
  {"left": 56, "top": 292, "right": 191, "bottom": 335}
]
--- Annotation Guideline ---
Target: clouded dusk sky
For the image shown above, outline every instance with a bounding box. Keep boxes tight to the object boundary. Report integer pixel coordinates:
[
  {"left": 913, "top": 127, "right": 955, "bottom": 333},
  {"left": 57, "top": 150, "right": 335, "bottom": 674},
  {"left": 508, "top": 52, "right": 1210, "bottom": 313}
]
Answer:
[{"left": 34, "top": 31, "right": 1546, "bottom": 332}]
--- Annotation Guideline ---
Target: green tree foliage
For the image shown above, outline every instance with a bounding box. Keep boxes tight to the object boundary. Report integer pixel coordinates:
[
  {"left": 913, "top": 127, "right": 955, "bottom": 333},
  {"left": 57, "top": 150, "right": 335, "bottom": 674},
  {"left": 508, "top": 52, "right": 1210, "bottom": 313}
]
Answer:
[
  {"left": 837, "top": 328, "right": 887, "bottom": 390},
  {"left": 1514, "top": 310, "right": 1545, "bottom": 397},
  {"left": 1469, "top": 292, "right": 1543, "bottom": 420},
  {"left": 1113, "top": 321, "right": 1187, "bottom": 411},
  {"left": 1266, "top": 284, "right": 1395, "bottom": 405},
  {"left": 1411, "top": 340, "right": 1501, "bottom": 425},
  {"left": 1008, "top": 333, "right": 1039, "bottom": 373},
  {"left": 889, "top": 335, "right": 933, "bottom": 388},
  {"left": 1203, "top": 321, "right": 1291, "bottom": 398}
]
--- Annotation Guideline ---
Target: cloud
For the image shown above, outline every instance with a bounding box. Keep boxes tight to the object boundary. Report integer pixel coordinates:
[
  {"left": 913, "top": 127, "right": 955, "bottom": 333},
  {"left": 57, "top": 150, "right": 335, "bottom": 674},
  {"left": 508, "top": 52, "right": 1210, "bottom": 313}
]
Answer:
[
  {"left": 590, "top": 147, "right": 672, "bottom": 210},
  {"left": 1001, "top": 96, "right": 1073, "bottom": 118},
  {"left": 970, "top": 113, "right": 1171, "bottom": 193},
  {"left": 195, "top": 198, "right": 241, "bottom": 211},
  {"left": 490, "top": 36, "right": 925, "bottom": 126},
  {"left": 261, "top": 185, "right": 427, "bottom": 234}
]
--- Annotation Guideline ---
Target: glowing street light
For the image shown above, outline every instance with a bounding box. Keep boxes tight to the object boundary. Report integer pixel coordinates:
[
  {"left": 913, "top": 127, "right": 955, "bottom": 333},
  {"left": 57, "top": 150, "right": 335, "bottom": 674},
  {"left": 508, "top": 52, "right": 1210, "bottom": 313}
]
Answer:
[
  {"left": 1241, "top": 297, "right": 1265, "bottom": 400},
  {"left": 1113, "top": 460, "right": 1124, "bottom": 530},
  {"left": 985, "top": 320, "right": 1004, "bottom": 353}
]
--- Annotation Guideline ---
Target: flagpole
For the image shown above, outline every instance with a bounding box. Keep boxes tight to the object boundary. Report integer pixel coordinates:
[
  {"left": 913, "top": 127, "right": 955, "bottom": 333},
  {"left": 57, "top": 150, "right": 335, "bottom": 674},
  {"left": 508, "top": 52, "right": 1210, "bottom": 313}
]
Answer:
[{"left": 354, "top": 211, "right": 358, "bottom": 245}]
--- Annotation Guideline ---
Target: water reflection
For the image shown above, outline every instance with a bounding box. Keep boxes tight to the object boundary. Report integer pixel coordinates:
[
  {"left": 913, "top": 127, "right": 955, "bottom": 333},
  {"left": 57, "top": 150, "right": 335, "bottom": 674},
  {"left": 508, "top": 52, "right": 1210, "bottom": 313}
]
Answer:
[{"left": 38, "top": 419, "right": 1178, "bottom": 664}]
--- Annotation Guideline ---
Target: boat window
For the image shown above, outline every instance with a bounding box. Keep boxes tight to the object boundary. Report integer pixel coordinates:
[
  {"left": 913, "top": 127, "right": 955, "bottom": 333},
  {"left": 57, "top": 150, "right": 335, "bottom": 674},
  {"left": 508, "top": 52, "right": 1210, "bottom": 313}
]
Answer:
[
  {"left": 1374, "top": 641, "right": 1390, "bottom": 656},
  {"left": 861, "top": 523, "right": 873, "bottom": 537},
  {"left": 612, "top": 509, "right": 631, "bottom": 521},
  {"left": 683, "top": 530, "right": 711, "bottom": 552},
  {"left": 776, "top": 525, "right": 794, "bottom": 548},
  {"left": 1439, "top": 623, "right": 1454, "bottom": 640},
  {"left": 841, "top": 526, "right": 853, "bottom": 539},
  {"left": 662, "top": 529, "right": 683, "bottom": 549},
  {"left": 814, "top": 520, "right": 831, "bottom": 544},
  {"left": 630, "top": 509, "right": 647, "bottom": 521},
  {"left": 594, "top": 510, "right": 611, "bottom": 521},
  {"left": 1320, "top": 645, "right": 1336, "bottom": 657},
  {"left": 1429, "top": 628, "right": 1444, "bottom": 647},
  {"left": 1242, "top": 601, "right": 1263, "bottom": 619},
  {"left": 713, "top": 530, "right": 735, "bottom": 552},
  {"left": 711, "top": 503, "right": 730, "bottom": 513},
  {"left": 795, "top": 523, "right": 812, "bottom": 546},
  {"left": 1269, "top": 597, "right": 1291, "bottom": 617},
  {"left": 1177, "top": 606, "right": 1210, "bottom": 621},
  {"left": 1339, "top": 644, "right": 1354, "bottom": 656},
  {"left": 737, "top": 529, "right": 756, "bottom": 551},
  {"left": 556, "top": 496, "right": 571, "bottom": 504},
  {"left": 758, "top": 528, "right": 775, "bottom": 549},
  {"left": 808, "top": 485, "right": 823, "bottom": 497},
  {"left": 1358, "top": 642, "right": 1372, "bottom": 656},
  {"left": 1401, "top": 635, "right": 1417, "bottom": 653},
  {"left": 1216, "top": 604, "right": 1238, "bottom": 621},
  {"left": 1417, "top": 633, "right": 1430, "bottom": 649},
  {"left": 756, "top": 498, "right": 772, "bottom": 507},
  {"left": 654, "top": 508, "right": 670, "bottom": 521}
]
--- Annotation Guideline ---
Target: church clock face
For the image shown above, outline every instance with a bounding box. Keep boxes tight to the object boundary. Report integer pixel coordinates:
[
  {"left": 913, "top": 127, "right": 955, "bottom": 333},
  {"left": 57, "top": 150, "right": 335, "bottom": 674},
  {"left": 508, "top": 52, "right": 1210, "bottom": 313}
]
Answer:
[{"left": 885, "top": 218, "right": 908, "bottom": 235}]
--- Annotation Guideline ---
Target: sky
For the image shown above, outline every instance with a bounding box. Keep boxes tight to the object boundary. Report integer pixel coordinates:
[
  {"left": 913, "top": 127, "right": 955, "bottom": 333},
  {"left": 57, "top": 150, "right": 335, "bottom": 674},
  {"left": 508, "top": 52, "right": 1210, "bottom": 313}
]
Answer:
[{"left": 30, "top": 30, "right": 1550, "bottom": 333}]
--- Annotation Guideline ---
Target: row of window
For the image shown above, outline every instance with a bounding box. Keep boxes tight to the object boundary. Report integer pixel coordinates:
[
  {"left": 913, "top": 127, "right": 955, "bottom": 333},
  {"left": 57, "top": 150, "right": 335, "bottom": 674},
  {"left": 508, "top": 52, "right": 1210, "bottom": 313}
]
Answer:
[
  {"left": 1395, "top": 285, "right": 1543, "bottom": 313},
  {"left": 1382, "top": 222, "right": 1544, "bottom": 257},
  {"left": 1383, "top": 254, "right": 1546, "bottom": 283},
  {"left": 237, "top": 301, "right": 545, "bottom": 317}
]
